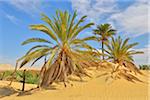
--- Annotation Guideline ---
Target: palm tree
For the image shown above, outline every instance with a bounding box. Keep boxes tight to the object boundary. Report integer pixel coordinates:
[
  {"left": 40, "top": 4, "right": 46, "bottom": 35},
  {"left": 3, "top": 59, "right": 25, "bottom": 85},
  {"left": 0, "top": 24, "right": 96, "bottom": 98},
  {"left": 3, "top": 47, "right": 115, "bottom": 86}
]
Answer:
[
  {"left": 105, "top": 36, "right": 144, "bottom": 82},
  {"left": 15, "top": 10, "right": 97, "bottom": 88},
  {"left": 93, "top": 23, "right": 116, "bottom": 60}
]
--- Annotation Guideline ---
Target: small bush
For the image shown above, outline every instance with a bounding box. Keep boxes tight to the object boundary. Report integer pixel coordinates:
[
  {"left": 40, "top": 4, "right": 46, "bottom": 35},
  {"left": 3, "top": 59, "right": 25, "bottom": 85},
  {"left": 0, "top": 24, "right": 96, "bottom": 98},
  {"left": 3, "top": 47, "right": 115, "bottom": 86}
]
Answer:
[
  {"left": 25, "top": 71, "right": 39, "bottom": 84},
  {"left": 139, "top": 65, "right": 150, "bottom": 70}
]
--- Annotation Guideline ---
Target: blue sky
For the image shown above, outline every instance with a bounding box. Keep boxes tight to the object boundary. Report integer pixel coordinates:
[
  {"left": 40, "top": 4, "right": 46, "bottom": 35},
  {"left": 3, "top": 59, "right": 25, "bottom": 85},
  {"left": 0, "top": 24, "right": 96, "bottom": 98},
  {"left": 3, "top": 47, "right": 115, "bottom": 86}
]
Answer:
[{"left": 0, "top": 0, "right": 149, "bottom": 66}]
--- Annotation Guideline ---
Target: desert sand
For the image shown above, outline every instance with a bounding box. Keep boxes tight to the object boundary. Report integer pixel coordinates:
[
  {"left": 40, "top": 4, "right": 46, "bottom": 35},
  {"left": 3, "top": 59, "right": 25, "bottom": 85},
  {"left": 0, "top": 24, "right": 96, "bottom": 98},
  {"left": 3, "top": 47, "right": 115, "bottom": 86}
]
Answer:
[
  {"left": 0, "top": 67, "right": 149, "bottom": 100},
  {"left": 0, "top": 64, "right": 14, "bottom": 71}
]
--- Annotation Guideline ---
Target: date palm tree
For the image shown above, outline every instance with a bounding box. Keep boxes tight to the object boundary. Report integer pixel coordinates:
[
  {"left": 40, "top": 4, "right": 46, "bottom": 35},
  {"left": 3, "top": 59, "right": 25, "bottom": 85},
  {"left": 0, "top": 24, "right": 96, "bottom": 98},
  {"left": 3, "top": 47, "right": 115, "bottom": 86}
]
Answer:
[
  {"left": 93, "top": 24, "right": 116, "bottom": 60},
  {"left": 105, "top": 36, "right": 144, "bottom": 82},
  {"left": 16, "top": 10, "right": 98, "bottom": 88}
]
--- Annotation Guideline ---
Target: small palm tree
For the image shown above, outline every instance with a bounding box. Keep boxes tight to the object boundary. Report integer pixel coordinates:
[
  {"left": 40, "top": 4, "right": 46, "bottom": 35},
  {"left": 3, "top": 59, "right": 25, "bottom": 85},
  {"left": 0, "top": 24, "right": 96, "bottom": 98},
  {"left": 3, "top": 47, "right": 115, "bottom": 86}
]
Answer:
[
  {"left": 93, "top": 23, "right": 116, "bottom": 60},
  {"left": 105, "top": 36, "right": 144, "bottom": 82},
  {"left": 16, "top": 10, "right": 97, "bottom": 88}
]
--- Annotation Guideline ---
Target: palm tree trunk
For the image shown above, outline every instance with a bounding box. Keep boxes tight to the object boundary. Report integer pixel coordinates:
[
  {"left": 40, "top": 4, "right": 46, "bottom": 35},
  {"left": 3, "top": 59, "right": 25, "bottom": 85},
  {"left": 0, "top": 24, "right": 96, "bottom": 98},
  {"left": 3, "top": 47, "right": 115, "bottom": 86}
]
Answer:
[{"left": 102, "top": 41, "right": 104, "bottom": 60}]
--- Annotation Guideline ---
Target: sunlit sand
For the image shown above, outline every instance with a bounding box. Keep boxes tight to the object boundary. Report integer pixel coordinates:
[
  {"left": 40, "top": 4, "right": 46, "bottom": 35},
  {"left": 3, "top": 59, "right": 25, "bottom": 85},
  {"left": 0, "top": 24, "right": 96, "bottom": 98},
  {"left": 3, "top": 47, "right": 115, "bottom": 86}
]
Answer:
[{"left": 0, "top": 67, "right": 149, "bottom": 100}]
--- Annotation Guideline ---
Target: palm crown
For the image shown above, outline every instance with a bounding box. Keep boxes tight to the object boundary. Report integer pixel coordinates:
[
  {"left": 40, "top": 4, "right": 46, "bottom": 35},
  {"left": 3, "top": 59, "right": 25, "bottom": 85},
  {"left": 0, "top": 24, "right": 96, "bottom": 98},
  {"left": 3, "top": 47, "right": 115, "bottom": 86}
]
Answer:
[
  {"left": 93, "top": 24, "right": 116, "bottom": 41},
  {"left": 105, "top": 36, "right": 143, "bottom": 64}
]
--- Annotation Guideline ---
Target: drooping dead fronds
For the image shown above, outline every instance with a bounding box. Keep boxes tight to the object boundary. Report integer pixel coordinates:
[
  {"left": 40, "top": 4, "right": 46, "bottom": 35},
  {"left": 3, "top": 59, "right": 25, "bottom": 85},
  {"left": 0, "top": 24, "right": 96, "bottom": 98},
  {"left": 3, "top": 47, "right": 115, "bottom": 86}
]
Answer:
[{"left": 40, "top": 48, "right": 97, "bottom": 87}]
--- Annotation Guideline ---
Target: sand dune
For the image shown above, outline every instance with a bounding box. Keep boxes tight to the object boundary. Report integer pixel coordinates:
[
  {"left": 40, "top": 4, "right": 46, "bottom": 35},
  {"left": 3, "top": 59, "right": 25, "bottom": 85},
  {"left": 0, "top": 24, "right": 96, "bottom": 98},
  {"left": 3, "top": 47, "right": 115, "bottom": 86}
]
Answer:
[
  {"left": 0, "top": 64, "right": 13, "bottom": 71},
  {"left": 0, "top": 64, "right": 40, "bottom": 71},
  {"left": 0, "top": 70, "right": 149, "bottom": 100}
]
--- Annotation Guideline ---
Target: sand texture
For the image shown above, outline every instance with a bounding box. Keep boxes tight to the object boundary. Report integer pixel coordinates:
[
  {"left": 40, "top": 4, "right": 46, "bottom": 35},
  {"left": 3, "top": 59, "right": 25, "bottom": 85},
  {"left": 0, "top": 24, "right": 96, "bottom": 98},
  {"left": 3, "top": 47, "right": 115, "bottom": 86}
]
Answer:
[{"left": 0, "top": 69, "right": 149, "bottom": 100}]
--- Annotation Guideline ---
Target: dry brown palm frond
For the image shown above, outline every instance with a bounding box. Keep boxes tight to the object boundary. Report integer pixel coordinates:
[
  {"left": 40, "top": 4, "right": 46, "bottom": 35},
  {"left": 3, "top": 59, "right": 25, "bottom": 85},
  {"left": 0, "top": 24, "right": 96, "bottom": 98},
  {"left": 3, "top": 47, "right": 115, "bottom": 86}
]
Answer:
[
  {"left": 96, "top": 61, "right": 143, "bottom": 83},
  {"left": 96, "top": 72, "right": 109, "bottom": 78},
  {"left": 101, "top": 70, "right": 143, "bottom": 83},
  {"left": 123, "top": 61, "right": 143, "bottom": 75},
  {"left": 118, "top": 71, "right": 143, "bottom": 83},
  {"left": 97, "top": 61, "right": 115, "bottom": 71}
]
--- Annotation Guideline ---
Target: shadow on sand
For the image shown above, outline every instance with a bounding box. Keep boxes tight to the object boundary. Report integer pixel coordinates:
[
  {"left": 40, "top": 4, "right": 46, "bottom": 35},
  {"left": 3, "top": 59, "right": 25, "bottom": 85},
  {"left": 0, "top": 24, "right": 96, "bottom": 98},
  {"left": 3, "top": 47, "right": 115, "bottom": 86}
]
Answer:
[
  {"left": 0, "top": 86, "right": 17, "bottom": 98},
  {"left": 17, "top": 85, "right": 58, "bottom": 96},
  {"left": 0, "top": 85, "right": 58, "bottom": 98}
]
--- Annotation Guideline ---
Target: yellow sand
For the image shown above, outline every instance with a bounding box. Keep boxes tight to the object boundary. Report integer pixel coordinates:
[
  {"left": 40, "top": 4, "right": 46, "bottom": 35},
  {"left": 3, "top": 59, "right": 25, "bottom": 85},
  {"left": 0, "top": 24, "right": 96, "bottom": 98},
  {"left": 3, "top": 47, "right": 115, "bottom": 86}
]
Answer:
[{"left": 0, "top": 70, "right": 149, "bottom": 100}]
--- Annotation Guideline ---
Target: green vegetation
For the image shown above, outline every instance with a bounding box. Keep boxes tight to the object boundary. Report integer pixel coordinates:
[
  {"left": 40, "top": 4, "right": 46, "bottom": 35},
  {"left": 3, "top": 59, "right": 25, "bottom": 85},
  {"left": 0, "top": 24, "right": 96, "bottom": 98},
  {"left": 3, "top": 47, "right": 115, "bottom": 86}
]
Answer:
[
  {"left": 0, "top": 70, "right": 39, "bottom": 84},
  {"left": 0, "top": 71, "right": 12, "bottom": 80},
  {"left": 139, "top": 65, "right": 150, "bottom": 70},
  {"left": 24, "top": 71, "right": 39, "bottom": 84}
]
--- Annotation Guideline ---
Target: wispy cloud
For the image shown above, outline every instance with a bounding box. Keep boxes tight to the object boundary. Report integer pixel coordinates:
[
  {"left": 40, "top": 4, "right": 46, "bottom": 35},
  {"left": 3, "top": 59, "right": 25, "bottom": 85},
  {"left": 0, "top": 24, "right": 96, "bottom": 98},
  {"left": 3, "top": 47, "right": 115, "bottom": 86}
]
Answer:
[
  {"left": 4, "top": 0, "right": 43, "bottom": 16},
  {"left": 71, "top": 0, "right": 118, "bottom": 22},
  {"left": 70, "top": 0, "right": 149, "bottom": 37},
  {"left": 5, "top": 14, "right": 20, "bottom": 25}
]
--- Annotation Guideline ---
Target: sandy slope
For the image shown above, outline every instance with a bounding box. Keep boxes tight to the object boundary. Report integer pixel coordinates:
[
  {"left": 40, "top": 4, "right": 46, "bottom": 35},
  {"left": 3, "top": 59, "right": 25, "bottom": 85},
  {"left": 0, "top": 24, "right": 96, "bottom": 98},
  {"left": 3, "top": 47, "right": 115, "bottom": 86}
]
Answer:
[{"left": 0, "top": 70, "right": 149, "bottom": 100}]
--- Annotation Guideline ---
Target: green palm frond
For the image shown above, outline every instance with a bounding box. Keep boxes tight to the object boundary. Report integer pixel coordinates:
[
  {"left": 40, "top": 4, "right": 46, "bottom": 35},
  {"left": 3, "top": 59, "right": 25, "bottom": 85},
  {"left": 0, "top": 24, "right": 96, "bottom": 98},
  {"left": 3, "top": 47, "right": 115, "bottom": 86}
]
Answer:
[
  {"left": 19, "top": 48, "right": 50, "bottom": 68},
  {"left": 22, "top": 38, "right": 53, "bottom": 45},
  {"left": 81, "top": 36, "right": 98, "bottom": 41},
  {"left": 41, "top": 13, "right": 60, "bottom": 37},
  {"left": 70, "top": 23, "right": 94, "bottom": 40},
  {"left": 68, "top": 11, "right": 77, "bottom": 38},
  {"left": 25, "top": 45, "right": 50, "bottom": 55},
  {"left": 30, "top": 25, "right": 58, "bottom": 42},
  {"left": 105, "top": 36, "right": 143, "bottom": 64}
]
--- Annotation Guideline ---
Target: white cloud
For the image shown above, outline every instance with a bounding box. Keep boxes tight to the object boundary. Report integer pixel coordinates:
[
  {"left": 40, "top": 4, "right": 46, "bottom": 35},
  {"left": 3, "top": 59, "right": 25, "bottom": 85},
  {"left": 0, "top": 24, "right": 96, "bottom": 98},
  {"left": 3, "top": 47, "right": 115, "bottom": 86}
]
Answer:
[
  {"left": 109, "top": 3, "right": 148, "bottom": 37},
  {"left": 5, "top": 0, "right": 42, "bottom": 15},
  {"left": 133, "top": 47, "right": 150, "bottom": 65},
  {"left": 71, "top": 0, "right": 149, "bottom": 37},
  {"left": 135, "top": 0, "right": 148, "bottom": 3},
  {"left": 5, "top": 14, "right": 20, "bottom": 25},
  {"left": 71, "top": 0, "right": 149, "bottom": 65},
  {"left": 71, "top": 0, "right": 118, "bottom": 22},
  {"left": 145, "top": 43, "right": 150, "bottom": 48}
]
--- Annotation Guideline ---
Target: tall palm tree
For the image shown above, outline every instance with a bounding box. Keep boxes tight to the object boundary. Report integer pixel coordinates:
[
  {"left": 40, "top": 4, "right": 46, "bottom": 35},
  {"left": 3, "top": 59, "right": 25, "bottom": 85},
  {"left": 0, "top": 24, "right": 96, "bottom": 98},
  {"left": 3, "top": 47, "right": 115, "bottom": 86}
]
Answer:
[
  {"left": 93, "top": 23, "right": 116, "bottom": 60},
  {"left": 105, "top": 36, "right": 144, "bottom": 82},
  {"left": 16, "top": 10, "right": 97, "bottom": 88}
]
